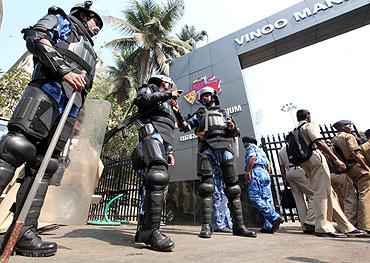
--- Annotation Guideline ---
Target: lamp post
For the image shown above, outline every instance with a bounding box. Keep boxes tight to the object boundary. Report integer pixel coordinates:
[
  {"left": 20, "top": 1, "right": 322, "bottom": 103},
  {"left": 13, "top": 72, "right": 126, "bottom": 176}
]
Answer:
[{"left": 281, "top": 102, "right": 297, "bottom": 125}]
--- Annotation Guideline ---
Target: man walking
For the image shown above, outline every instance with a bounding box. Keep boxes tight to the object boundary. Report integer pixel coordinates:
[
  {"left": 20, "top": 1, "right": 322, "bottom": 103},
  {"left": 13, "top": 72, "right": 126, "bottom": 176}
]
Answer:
[
  {"left": 332, "top": 120, "right": 370, "bottom": 234},
  {"left": 278, "top": 145, "right": 315, "bottom": 234},
  {"left": 294, "top": 110, "right": 366, "bottom": 238}
]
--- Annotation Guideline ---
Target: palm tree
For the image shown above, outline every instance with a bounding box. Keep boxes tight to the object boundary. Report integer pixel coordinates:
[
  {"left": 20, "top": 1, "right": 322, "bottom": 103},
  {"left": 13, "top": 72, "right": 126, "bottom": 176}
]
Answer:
[
  {"left": 104, "top": 0, "right": 191, "bottom": 85},
  {"left": 177, "top": 24, "right": 208, "bottom": 51},
  {"left": 107, "top": 50, "right": 137, "bottom": 104}
]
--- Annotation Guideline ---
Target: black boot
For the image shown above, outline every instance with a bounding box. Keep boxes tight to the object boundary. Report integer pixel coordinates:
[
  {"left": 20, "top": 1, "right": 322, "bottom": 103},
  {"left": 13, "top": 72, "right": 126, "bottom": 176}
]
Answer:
[
  {"left": 143, "top": 229, "right": 175, "bottom": 252},
  {"left": 136, "top": 175, "right": 175, "bottom": 251},
  {"left": 233, "top": 225, "right": 257, "bottom": 238},
  {"left": 225, "top": 184, "right": 257, "bottom": 238},
  {"left": 13, "top": 228, "right": 57, "bottom": 257},
  {"left": 199, "top": 223, "right": 213, "bottom": 238}
]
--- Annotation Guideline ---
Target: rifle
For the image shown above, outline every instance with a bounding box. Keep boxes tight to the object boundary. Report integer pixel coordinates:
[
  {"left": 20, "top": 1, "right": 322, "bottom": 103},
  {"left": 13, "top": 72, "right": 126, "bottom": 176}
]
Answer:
[
  {"left": 103, "top": 112, "right": 140, "bottom": 145},
  {"left": 0, "top": 92, "right": 77, "bottom": 263},
  {"left": 103, "top": 101, "right": 165, "bottom": 145}
]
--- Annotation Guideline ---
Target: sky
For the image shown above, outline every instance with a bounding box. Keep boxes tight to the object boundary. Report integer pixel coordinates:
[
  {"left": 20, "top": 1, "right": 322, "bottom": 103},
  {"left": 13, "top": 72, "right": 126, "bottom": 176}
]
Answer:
[{"left": 0, "top": 0, "right": 368, "bottom": 136}]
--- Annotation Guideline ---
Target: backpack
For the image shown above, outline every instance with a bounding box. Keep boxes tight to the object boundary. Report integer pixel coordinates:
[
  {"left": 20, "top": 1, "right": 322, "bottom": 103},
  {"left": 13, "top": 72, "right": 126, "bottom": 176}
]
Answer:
[
  {"left": 329, "top": 143, "right": 356, "bottom": 174},
  {"left": 285, "top": 123, "right": 313, "bottom": 165}
]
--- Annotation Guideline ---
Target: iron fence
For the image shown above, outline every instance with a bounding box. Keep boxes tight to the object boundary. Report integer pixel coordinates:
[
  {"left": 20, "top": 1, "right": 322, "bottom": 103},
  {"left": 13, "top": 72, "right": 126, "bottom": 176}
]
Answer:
[{"left": 88, "top": 155, "right": 143, "bottom": 223}]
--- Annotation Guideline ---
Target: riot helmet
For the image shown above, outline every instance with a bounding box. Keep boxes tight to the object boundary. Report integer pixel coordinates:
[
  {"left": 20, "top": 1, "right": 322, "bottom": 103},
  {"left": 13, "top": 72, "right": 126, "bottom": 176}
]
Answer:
[
  {"left": 198, "top": 86, "right": 219, "bottom": 106},
  {"left": 70, "top": 1, "right": 103, "bottom": 35},
  {"left": 148, "top": 75, "right": 175, "bottom": 90}
]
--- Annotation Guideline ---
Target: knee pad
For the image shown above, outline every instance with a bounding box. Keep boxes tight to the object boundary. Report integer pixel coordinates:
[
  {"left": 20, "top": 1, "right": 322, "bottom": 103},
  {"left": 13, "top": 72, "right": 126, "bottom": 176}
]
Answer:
[
  {"left": 221, "top": 158, "right": 238, "bottom": 186},
  {"left": 0, "top": 133, "right": 36, "bottom": 167},
  {"left": 141, "top": 137, "right": 167, "bottom": 168},
  {"left": 199, "top": 177, "right": 215, "bottom": 197},
  {"left": 50, "top": 116, "right": 75, "bottom": 153},
  {"left": 224, "top": 184, "right": 241, "bottom": 199},
  {"left": 8, "top": 86, "right": 58, "bottom": 140},
  {"left": 144, "top": 165, "right": 169, "bottom": 190},
  {"left": 26, "top": 155, "right": 59, "bottom": 179},
  {"left": 197, "top": 152, "right": 213, "bottom": 178}
]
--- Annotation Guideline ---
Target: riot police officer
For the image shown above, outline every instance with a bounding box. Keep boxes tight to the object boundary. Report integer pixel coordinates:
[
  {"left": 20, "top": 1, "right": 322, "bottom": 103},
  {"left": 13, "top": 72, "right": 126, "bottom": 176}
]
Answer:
[
  {"left": 0, "top": 1, "right": 102, "bottom": 257},
  {"left": 174, "top": 87, "right": 257, "bottom": 239},
  {"left": 133, "top": 75, "right": 183, "bottom": 252}
]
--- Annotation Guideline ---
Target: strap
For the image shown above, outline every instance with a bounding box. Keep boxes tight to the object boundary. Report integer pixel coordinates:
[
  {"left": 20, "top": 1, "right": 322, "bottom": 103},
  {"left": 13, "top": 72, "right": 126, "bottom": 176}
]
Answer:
[
  {"left": 296, "top": 122, "right": 315, "bottom": 150},
  {"left": 55, "top": 43, "right": 93, "bottom": 73}
]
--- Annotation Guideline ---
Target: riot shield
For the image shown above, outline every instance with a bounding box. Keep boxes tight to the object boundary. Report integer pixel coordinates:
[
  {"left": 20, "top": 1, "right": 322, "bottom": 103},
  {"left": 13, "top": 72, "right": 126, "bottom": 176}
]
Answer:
[{"left": 39, "top": 99, "right": 111, "bottom": 225}]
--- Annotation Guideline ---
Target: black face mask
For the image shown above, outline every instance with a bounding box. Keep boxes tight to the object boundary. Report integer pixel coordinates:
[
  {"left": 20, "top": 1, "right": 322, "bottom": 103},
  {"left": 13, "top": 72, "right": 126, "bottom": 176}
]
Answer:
[
  {"left": 203, "top": 99, "right": 213, "bottom": 108},
  {"left": 201, "top": 94, "right": 213, "bottom": 107}
]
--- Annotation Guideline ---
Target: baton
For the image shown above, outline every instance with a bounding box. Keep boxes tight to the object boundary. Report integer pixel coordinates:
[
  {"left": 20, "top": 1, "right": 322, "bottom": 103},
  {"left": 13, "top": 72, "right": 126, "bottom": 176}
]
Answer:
[{"left": 0, "top": 92, "right": 77, "bottom": 263}]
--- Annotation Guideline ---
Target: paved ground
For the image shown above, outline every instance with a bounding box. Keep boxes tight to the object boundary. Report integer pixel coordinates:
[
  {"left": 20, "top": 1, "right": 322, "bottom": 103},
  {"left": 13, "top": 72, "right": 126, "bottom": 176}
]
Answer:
[{"left": 5, "top": 222, "right": 370, "bottom": 263}]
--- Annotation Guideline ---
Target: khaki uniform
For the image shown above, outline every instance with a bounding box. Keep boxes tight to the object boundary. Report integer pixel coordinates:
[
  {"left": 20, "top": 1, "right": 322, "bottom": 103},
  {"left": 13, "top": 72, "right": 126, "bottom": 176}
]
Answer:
[
  {"left": 333, "top": 132, "right": 370, "bottom": 231},
  {"left": 330, "top": 173, "right": 358, "bottom": 226},
  {"left": 278, "top": 146, "right": 315, "bottom": 228},
  {"left": 299, "top": 121, "right": 355, "bottom": 233},
  {"left": 360, "top": 139, "right": 370, "bottom": 166}
]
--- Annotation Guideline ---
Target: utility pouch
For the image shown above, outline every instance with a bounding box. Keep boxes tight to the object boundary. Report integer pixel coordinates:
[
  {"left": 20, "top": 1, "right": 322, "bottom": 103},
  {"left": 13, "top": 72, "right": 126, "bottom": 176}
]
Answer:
[{"left": 139, "top": 123, "right": 156, "bottom": 138}]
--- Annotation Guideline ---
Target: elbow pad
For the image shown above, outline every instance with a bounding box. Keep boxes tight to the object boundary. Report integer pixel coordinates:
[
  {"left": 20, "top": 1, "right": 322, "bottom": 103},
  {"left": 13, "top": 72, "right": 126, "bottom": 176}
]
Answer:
[
  {"left": 137, "top": 91, "right": 172, "bottom": 108},
  {"left": 22, "top": 15, "right": 73, "bottom": 77},
  {"left": 31, "top": 41, "right": 73, "bottom": 76}
]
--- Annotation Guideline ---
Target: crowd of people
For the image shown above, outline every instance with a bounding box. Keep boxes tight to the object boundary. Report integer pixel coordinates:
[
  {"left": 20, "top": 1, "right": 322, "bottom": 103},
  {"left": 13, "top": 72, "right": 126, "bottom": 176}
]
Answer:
[
  {"left": 0, "top": 0, "right": 369, "bottom": 259},
  {"left": 278, "top": 111, "right": 370, "bottom": 238}
]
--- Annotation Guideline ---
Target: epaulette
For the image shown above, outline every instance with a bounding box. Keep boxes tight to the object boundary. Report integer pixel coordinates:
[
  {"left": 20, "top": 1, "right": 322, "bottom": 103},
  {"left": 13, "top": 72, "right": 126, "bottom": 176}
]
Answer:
[{"left": 48, "top": 6, "right": 68, "bottom": 18}]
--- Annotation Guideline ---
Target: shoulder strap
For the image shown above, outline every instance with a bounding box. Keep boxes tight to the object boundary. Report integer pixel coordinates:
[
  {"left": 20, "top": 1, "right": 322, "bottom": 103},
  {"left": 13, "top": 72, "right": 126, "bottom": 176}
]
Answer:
[{"left": 296, "top": 122, "right": 314, "bottom": 149}]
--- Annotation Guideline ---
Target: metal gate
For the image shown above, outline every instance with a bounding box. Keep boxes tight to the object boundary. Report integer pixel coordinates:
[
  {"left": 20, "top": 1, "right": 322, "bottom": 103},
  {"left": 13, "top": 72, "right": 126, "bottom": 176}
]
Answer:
[{"left": 88, "top": 155, "right": 143, "bottom": 223}]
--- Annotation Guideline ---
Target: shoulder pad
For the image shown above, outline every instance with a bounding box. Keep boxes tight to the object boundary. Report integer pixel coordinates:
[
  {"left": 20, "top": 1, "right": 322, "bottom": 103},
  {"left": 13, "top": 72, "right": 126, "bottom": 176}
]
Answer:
[
  {"left": 33, "top": 14, "right": 59, "bottom": 32},
  {"left": 136, "top": 83, "right": 149, "bottom": 91},
  {"left": 148, "top": 84, "right": 159, "bottom": 91},
  {"left": 48, "top": 6, "right": 68, "bottom": 17},
  {"left": 196, "top": 107, "right": 206, "bottom": 114}
]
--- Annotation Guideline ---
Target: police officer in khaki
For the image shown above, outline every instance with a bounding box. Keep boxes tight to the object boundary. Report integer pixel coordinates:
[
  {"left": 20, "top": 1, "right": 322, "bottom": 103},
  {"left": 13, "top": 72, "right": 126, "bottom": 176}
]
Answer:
[
  {"left": 278, "top": 145, "right": 315, "bottom": 233},
  {"left": 332, "top": 120, "right": 370, "bottom": 234},
  {"left": 360, "top": 129, "right": 370, "bottom": 166},
  {"left": 324, "top": 139, "right": 358, "bottom": 226},
  {"left": 295, "top": 110, "right": 366, "bottom": 238}
]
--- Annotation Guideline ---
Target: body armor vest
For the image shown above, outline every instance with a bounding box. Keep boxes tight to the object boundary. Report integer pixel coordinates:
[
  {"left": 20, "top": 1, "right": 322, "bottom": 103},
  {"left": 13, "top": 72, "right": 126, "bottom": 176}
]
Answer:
[
  {"left": 138, "top": 85, "right": 176, "bottom": 145},
  {"left": 32, "top": 14, "right": 97, "bottom": 107},
  {"left": 197, "top": 106, "right": 232, "bottom": 149}
]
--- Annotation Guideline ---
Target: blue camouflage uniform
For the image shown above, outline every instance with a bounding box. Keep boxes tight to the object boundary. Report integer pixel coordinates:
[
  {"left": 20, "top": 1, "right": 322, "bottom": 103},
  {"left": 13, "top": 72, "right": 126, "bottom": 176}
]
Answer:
[
  {"left": 245, "top": 143, "right": 280, "bottom": 230},
  {"left": 41, "top": 14, "right": 80, "bottom": 118},
  {"left": 187, "top": 111, "right": 233, "bottom": 231}
]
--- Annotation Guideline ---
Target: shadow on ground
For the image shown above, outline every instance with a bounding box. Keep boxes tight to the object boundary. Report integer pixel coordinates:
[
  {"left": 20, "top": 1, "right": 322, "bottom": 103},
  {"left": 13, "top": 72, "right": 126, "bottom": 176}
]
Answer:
[{"left": 287, "top": 256, "right": 331, "bottom": 263}]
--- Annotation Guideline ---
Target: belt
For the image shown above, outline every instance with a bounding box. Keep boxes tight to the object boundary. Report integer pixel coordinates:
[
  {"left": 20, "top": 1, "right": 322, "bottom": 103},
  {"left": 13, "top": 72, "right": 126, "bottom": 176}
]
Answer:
[{"left": 286, "top": 164, "right": 301, "bottom": 171}]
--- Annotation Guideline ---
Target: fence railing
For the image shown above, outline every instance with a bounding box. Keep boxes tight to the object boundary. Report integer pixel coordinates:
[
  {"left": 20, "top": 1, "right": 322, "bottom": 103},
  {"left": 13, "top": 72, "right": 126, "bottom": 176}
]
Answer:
[{"left": 88, "top": 155, "right": 143, "bottom": 223}]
